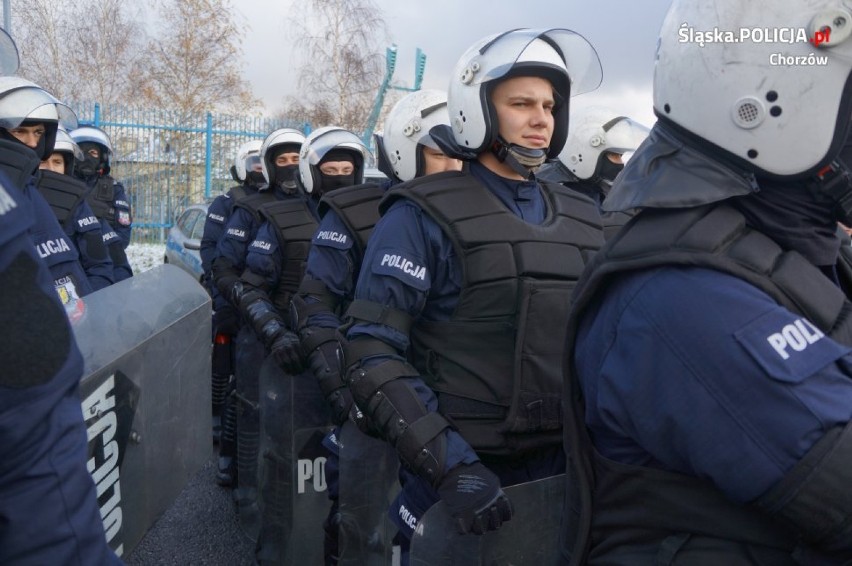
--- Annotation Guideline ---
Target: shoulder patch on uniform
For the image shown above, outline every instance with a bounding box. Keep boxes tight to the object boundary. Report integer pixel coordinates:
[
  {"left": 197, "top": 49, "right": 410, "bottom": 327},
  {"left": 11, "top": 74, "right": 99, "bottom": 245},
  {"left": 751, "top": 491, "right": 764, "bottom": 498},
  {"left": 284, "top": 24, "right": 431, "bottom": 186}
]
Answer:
[
  {"left": 226, "top": 226, "right": 249, "bottom": 241},
  {"left": 735, "top": 308, "right": 851, "bottom": 383},
  {"left": 371, "top": 247, "right": 430, "bottom": 291},
  {"left": 77, "top": 215, "right": 100, "bottom": 232},
  {"left": 312, "top": 229, "right": 353, "bottom": 250},
  {"left": 249, "top": 238, "right": 275, "bottom": 254},
  {"left": 207, "top": 211, "right": 226, "bottom": 224}
]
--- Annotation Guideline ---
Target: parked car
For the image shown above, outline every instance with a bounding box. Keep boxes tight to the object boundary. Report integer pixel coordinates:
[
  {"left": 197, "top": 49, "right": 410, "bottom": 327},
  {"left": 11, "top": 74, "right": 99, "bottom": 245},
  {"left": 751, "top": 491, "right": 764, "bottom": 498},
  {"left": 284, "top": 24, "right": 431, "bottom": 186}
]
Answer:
[
  {"left": 364, "top": 167, "right": 388, "bottom": 184},
  {"left": 164, "top": 202, "right": 208, "bottom": 282}
]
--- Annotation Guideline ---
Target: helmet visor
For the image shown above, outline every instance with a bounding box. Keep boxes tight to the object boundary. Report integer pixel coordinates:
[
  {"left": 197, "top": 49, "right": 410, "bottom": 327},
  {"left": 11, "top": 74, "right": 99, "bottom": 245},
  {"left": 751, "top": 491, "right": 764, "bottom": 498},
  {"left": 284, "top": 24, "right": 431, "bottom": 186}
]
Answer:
[
  {"left": 468, "top": 28, "right": 602, "bottom": 96},
  {"left": 244, "top": 154, "right": 262, "bottom": 172},
  {"left": 0, "top": 86, "right": 77, "bottom": 130},
  {"left": 0, "top": 28, "right": 19, "bottom": 76},
  {"left": 70, "top": 127, "right": 112, "bottom": 152},
  {"left": 303, "top": 129, "right": 367, "bottom": 166},
  {"left": 603, "top": 117, "right": 651, "bottom": 154}
]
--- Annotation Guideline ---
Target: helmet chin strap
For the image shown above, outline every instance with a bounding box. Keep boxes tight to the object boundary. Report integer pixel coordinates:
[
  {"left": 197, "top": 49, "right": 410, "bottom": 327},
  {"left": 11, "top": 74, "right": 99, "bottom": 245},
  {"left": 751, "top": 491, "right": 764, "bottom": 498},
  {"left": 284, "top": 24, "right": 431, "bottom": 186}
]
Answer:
[{"left": 490, "top": 136, "right": 548, "bottom": 179}]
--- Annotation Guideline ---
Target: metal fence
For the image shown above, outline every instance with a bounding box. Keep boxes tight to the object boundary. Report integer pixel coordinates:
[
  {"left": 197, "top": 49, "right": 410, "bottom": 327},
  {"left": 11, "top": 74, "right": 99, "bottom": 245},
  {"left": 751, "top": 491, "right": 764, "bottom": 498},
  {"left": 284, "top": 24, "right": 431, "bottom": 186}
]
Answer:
[{"left": 71, "top": 101, "right": 309, "bottom": 244}]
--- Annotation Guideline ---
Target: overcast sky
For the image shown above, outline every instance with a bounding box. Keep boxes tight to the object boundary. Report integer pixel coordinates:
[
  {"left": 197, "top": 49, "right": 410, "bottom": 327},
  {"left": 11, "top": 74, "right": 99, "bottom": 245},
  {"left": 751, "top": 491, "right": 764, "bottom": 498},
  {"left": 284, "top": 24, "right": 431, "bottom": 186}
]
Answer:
[{"left": 237, "top": 0, "right": 674, "bottom": 127}]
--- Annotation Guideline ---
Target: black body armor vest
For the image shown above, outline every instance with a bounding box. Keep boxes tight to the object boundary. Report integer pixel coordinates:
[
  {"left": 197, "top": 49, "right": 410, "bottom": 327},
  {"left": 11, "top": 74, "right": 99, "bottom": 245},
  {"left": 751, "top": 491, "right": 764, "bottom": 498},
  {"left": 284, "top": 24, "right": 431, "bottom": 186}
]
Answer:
[
  {"left": 228, "top": 184, "right": 250, "bottom": 202},
  {"left": 35, "top": 171, "right": 89, "bottom": 231},
  {"left": 258, "top": 198, "right": 319, "bottom": 315},
  {"left": 86, "top": 176, "right": 116, "bottom": 223},
  {"left": 564, "top": 203, "right": 852, "bottom": 564},
  {"left": 232, "top": 189, "right": 280, "bottom": 224},
  {"left": 318, "top": 181, "right": 384, "bottom": 263},
  {"left": 382, "top": 171, "right": 604, "bottom": 456}
]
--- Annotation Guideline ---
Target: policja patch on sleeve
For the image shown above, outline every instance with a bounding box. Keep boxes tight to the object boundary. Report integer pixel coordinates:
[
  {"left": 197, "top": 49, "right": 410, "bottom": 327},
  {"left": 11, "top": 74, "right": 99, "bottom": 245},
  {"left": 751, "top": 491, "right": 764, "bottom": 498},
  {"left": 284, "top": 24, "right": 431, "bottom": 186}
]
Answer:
[
  {"left": 312, "top": 229, "right": 352, "bottom": 251},
  {"left": 371, "top": 247, "right": 431, "bottom": 291},
  {"left": 735, "top": 308, "right": 852, "bottom": 383}
]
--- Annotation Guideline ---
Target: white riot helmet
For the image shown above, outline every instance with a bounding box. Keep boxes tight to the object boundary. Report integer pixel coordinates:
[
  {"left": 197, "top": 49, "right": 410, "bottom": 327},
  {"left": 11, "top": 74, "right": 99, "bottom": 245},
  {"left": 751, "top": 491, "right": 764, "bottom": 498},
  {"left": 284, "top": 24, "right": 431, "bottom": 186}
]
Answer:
[
  {"left": 70, "top": 125, "right": 114, "bottom": 176},
  {"left": 230, "top": 139, "right": 262, "bottom": 183},
  {"left": 69, "top": 125, "right": 113, "bottom": 153},
  {"left": 654, "top": 0, "right": 852, "bottom": 180},
  {"left": 434, "top": 28, "right": 601, "bottom": 176},
  {"left": 560, "top": 106, "right": 650, "bottom": 184},
  {"left": 298, "top": 126, "right": 371, "bottom": 194},
  {"left": 375, "top": 89, "right": 452, "bottom": 183},
  {"left": 259, "top": 128, "right": 306, "bottom": 189},
  {"left": 0, "top": 76, "right": 78, "bottom": 159},
  {"left": 52, "top": 127, "right": 84, "bottom": 175}
]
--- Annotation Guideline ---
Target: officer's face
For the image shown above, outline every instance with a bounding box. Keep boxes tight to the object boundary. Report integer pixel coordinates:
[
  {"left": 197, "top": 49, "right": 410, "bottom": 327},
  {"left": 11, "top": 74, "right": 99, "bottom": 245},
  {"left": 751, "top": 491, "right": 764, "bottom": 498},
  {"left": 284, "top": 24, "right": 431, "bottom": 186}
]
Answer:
[
  {"left": 86, "top": 147, "right": 101, "bottom": 160},
  {"left": 604, "top": 151, "right": 624, "bottom": 165},
  {"left": 8, "top": 124, "right": 46, "bottom": 149},
  {"left": 275, "top": 152, "right": 299, "bottom": 167},
  {"left": 491, "top": 76, "right": 555, "bottom": 150},
  {"left": 40, "top": 152, "right": 66, "bottom": 174},
  {"left": 421, "top": 146, "right": 462, "bottom": 176},
  {"left": 319, "top": 160, "right": 354, "bottom": 176}
]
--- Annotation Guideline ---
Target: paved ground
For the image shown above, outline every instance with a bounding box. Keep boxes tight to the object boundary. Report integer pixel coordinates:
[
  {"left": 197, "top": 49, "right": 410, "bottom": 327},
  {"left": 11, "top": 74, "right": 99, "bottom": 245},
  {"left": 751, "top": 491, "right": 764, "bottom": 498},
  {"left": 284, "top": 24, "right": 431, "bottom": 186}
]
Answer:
[{"left": 124, "top": 455, "right": 256, "bottom": 566}]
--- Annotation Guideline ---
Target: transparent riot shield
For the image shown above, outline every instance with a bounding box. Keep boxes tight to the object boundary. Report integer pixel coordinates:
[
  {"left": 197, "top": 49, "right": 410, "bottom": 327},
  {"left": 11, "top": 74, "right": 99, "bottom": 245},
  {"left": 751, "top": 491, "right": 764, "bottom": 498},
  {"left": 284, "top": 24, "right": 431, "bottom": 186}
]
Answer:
[
  {"left": 255, "top": 356, "right": 334, "bottom": 565},
  {"left": 409, "top": 473, "right": 566, "bottom": 566},
  {"left": 338, "top": 420, "right": 400, "bottom": 565},
  {"left": 73, "top": 264, "right": 211, "bottom": 559}
]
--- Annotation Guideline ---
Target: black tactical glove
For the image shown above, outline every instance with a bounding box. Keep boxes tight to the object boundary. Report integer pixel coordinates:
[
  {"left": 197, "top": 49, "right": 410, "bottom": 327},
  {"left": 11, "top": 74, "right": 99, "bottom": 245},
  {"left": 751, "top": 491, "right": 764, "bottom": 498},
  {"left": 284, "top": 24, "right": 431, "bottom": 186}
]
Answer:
[
  {"left": 269, "top": 329, "right": 303, "bottom": 374},
  {"left": 436, "top": 462, "right": 513, "bottom": 535}
]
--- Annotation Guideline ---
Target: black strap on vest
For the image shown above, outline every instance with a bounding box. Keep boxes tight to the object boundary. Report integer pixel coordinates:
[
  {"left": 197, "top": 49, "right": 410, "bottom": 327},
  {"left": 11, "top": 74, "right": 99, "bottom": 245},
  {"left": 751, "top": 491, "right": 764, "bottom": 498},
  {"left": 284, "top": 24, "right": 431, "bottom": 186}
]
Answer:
[
  {"left": 35, "top": 170, "right": 89, "bottom": 230},
  {"left": 344, "top": 299, "right": 413, "bottom": 336}
]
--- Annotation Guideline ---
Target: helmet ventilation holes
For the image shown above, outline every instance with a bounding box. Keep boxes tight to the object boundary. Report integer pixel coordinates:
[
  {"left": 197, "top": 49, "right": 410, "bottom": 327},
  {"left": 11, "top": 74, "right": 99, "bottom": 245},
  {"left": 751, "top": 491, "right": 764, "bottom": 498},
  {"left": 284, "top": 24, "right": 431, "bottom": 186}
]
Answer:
[{"left": 732, "top": 98, "right": 765, "bottom": 129}]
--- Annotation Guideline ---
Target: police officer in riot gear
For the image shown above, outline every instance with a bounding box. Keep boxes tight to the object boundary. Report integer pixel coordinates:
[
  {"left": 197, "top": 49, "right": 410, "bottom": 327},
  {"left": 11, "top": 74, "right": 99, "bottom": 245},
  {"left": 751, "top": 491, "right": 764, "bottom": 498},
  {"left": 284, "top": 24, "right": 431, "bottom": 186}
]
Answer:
[
  {"left": 212, "top": 127, "right": 305, "bottom": 499},
  {"left": 62, "top": 127, "right": 133, "bottom": 283},
  {"left": 342, "top": 28, "right": 604, "bottom": 562},
  {"left": 0, "top": 77, "right": 101, "bottom": 317},
  {"left": 291, "top": 90, "right": 461, "bottom": 564},
  {"left": 71, "top": 125, "right": 133, "bottom": 251},
  {"left": 1, "top": 175, "right": 122, "bottom": 566},
  {"left": 202, "top": 139, "right": 263, "bottom": 453},
  {"left": 46, "top": 127, "right": 133, "bottom": 283},
  {"left": 539, "top": 105, "right": 649, "bottom": 208},
  {"left": 563, "top": 1, "right": 852, "bottom": 563},
  {"left": 538, "top": 105, "right": 649, "bottom": 239},
  {"left": 235, "top": 126, "right": 370, "bottom": 564},
  {"left": 36, "top": 128, "right": 115, "bottom": 291},
  {"left": 0, "top": 70, "right": 121, "bottom": 563}
]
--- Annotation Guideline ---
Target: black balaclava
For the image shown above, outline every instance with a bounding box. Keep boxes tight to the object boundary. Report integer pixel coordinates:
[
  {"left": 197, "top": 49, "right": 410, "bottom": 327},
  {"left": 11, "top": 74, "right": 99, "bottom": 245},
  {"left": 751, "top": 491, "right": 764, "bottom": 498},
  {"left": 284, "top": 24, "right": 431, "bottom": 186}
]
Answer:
[
  {"left": 0, "top": 120, "right": 47, "bottom": 160},
  {"left": 245, "top": 153, "right": 264, "bottom": 186},
  {"left": 732, "top": 176, "right": 841, "bottom": 269},
  {"left": 77, "top": 141, "right": 108, "bottom": 177},
  {"left": 247, "top": 170, "right": 266, "bottom": 186},
  {"left": 317, "top": 150, "right": 356, "bottom": 194},
  {"left": 597, "top": 155, "right": 625, "bottom": 185},
  {"left": 271, "top": 144, "right": 300, "bottom": 192}
]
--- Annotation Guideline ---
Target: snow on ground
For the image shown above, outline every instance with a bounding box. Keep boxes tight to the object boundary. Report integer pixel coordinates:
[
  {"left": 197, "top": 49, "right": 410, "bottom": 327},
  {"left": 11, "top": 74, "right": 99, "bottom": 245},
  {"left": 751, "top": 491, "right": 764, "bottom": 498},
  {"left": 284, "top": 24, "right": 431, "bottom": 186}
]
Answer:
[{"left": 127, "top": 243, "right": 166, "bottom": 274}]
